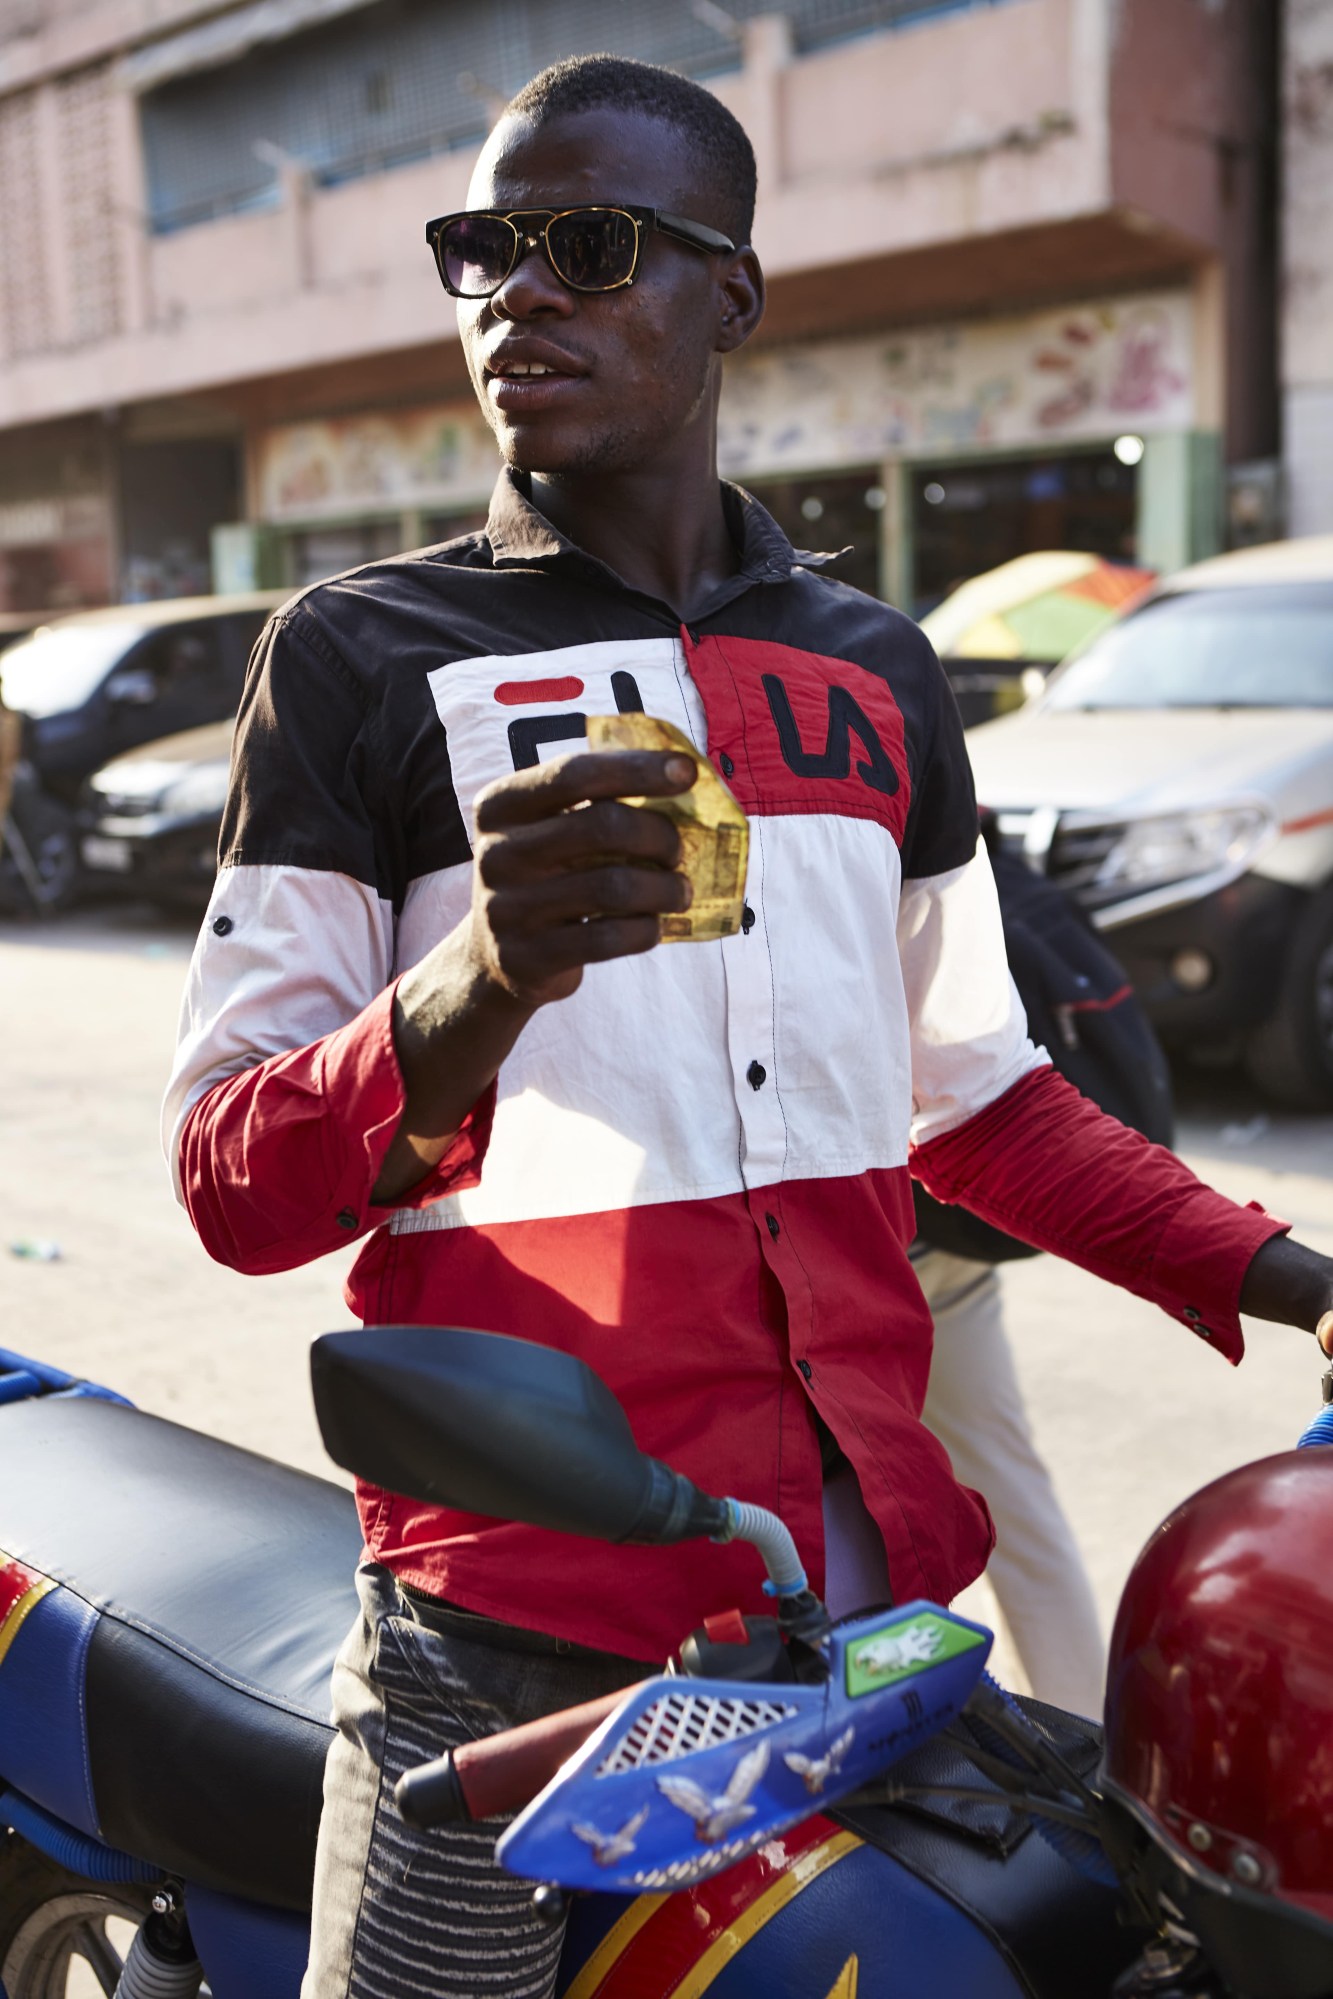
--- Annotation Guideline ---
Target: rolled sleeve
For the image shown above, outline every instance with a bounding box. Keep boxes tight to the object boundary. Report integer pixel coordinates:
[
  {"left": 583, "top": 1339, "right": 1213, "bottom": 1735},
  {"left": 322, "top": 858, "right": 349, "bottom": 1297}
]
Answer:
[{"left": 181, "top": 981, "right": 494, "bottom": 1275}]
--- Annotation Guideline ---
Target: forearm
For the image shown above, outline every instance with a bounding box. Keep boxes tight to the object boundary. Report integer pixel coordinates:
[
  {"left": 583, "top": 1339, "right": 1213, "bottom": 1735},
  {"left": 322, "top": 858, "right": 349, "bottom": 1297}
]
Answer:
[
  {"left": 371, "top": 926, "right": 534, "bottom": 1203},
  {"left": 1240, "top": 1235, "right": 1333, "bottom": 1342},
  {"left": 911, "top": 1066, "right": 1290, "bottom": 1361},
  {"left": 179, "top": 974, "right": 497, "bottom": 1274}
]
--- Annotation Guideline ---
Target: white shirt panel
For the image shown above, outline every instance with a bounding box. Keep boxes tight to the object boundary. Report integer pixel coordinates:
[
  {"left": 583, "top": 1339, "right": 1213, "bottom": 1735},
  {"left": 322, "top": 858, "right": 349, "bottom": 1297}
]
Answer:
[
  {"left": 163, "top": 864, "right": 394, "bottom": 1190},
  {"left": 897, "top": 839, "right": 1046, "bottom": 1146}
]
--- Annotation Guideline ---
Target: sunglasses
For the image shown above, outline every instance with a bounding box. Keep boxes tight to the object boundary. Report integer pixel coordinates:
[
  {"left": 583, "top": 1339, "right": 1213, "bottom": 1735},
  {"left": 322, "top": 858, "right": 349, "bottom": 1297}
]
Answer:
[{"left": 425, "top": 204, "right": 737, "bottom": 299}]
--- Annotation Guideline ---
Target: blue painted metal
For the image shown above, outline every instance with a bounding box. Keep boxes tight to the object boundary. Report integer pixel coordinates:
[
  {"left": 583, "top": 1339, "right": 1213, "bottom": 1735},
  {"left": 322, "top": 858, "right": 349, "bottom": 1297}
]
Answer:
[
  {"left": 703, "top": 1839, "right": 1029, "bottom": 1999},
  {"left": 0, "top": 1347, "right": 131, "bottom": 1409},
  {"left": 0, "top": 1350, "right": 76, "bottom": 1393},
  {"left": 0, "top": 1372, "right": 42, "bottom": 1407},
  {"left": 184, "top": 1884, "right": 311, "bottom": 1999},
  {"left": 500, "top": 1601, "right": 991, "bottom": 1894},
  {"left": 0, "top": 1788, "right": 158, "bottom": 1884},
  {"left": 0, "top": 1586, "right": 101, "bottom": 1836}
]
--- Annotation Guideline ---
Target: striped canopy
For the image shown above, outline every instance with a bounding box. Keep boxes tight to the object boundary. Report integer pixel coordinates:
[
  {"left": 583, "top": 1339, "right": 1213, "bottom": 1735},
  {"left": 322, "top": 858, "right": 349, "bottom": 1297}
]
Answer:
[{"left": 920, "top": 551, "right": 1155, "bottom": 664}]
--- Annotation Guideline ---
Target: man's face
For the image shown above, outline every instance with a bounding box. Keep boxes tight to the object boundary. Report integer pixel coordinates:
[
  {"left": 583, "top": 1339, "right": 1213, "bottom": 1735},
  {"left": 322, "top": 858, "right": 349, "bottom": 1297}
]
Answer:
[{"left": 456, "top": 108, "right": 740, "bottom": 478}]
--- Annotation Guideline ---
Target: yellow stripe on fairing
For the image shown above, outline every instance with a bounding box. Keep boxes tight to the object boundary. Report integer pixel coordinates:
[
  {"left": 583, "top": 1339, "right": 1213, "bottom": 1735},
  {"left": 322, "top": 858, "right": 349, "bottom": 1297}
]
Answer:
[
  {"left": 666, "top": 1829, "right": 864, "bottom": 1999},
  {"left": 561, "top": 1892, "right": 669, "bottom": 1999},
  {"left": 0, "top": 1577, "right": 56, "bottom": 1671}
]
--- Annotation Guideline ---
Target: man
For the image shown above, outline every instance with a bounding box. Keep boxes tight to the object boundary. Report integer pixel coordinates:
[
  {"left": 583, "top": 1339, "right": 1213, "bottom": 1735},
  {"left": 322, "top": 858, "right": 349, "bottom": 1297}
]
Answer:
[{"left": 166, "top": 55, "right": 1333, "bottom": 1999}]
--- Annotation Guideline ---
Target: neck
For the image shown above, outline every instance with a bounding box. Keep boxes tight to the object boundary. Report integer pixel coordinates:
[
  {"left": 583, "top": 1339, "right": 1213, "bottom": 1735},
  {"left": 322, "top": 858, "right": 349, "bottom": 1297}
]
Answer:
[{"left": 526, "top": 407, "right": 737, "bottom": 620}]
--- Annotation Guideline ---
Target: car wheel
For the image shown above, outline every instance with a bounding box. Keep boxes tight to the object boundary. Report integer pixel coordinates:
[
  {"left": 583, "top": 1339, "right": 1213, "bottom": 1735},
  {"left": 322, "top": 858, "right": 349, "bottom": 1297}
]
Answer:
[{"left": 1245, "top": 888, "right": 1333, "bottom": 1109}]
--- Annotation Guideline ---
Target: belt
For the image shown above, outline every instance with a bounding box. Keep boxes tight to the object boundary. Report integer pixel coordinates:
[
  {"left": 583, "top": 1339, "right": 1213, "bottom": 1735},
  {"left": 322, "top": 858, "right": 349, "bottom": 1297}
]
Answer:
[{"left": 399, "top": 1581, "right": 654, "bottom": 1668}]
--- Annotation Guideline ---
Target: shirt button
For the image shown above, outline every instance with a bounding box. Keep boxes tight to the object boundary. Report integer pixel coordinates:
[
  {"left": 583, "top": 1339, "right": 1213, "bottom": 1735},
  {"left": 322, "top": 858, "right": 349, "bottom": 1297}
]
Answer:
[
  {"left": 719, "top": 752, "right": 735, "bottom": 778},
  {"left": 796, "top": 1359, "right": 813, "bottom": 1382},
  {"left": 765, "top": 1212, "right": 780, "bottom": 1240},
  {"left": 747, "top": 1061, "right": 767, "bottom": 1091},
  {"left": 212, "top": 915, "right": 233, "bottom": 936},
  {"left": 336, "top": 1208, "right": 358, "bottom": 1231},
  {"left": 740, "top": 903, "right": 755, "bottom": 934}
]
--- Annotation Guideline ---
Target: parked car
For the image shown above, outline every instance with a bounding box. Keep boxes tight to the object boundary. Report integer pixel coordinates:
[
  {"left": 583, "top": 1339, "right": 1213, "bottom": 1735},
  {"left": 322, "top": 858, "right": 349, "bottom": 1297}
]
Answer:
[
  {"left": 78, "top": 719, "right": 233, "bottom": 909},
  {"left": 965, "top": 535, "right": 1333, "bottom": 1107},
  {"left": 0, "top": 592, "right": 283, "bottom": 808}
]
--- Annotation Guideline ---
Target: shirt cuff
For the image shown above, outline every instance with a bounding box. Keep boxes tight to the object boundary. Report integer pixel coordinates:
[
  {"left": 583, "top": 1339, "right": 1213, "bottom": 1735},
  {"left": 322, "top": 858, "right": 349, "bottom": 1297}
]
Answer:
[
  {"left": 1148, "top": 1192, "right": 1290, "bottom": 1364},
  {"left": 320, "top": 978, "right": 496, "bottom": 1231}
]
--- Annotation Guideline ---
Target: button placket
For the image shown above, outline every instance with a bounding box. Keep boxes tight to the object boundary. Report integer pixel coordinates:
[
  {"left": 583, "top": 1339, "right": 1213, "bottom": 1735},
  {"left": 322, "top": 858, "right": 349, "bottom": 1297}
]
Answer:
[{"left": 717, "top": 821, "right": 785, "bottom": 1190}]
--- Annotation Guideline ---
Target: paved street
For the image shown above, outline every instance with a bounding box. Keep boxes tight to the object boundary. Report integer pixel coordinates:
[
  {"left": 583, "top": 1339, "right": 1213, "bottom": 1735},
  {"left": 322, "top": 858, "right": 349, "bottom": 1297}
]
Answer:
[{"left": 2, "top": 899, "right": 1331, "bottom": 1695}]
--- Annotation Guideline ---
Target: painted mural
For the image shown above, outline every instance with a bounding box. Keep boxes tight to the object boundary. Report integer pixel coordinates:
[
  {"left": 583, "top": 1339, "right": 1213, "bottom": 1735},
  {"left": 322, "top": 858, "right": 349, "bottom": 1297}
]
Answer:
[
  {"left": 255, "top": 289, "right": 1193, "bottom": 522},
  {"left": 716, "top": 290, "right": 1193, "bottom": 476}
]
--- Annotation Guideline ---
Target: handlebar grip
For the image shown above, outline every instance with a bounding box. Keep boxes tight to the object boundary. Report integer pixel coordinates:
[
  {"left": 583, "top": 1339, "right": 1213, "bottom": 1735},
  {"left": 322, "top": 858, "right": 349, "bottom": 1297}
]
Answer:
[{"left": 395, "top": 1679, "right": 651, "bottom": 1828}]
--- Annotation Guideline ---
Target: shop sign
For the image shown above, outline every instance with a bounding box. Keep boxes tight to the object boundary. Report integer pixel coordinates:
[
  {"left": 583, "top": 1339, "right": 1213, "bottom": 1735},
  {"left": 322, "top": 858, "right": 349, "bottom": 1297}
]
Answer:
[
  {"left": 256, "top": 404, "right": 498, "bottom": 524},
  {"left": 718, "top": 291, "right": 1193, "bottom": 477},
  {"left": 0, "top": 494, "right": 108, "bottom": 549}
]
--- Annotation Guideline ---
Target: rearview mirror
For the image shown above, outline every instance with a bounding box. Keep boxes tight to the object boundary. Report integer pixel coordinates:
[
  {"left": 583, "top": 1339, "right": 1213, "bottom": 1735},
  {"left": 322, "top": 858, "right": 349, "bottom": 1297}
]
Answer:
[{"left": 311, "top": 1326, "right": 728, "bottom": 1547}]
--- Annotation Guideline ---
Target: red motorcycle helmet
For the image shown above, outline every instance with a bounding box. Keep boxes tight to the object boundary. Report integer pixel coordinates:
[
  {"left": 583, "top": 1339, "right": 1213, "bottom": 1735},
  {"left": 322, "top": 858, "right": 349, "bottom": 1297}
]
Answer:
[{"left": 1102, "top": 1449, "right": 1333, "bottom": 1999}]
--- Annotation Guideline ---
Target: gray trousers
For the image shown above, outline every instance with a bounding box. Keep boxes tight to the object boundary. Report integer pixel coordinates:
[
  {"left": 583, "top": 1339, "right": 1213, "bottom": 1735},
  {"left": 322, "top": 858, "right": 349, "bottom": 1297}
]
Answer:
[{"left": 301, "top": 1564, "right": 648, "bottom": 1999}]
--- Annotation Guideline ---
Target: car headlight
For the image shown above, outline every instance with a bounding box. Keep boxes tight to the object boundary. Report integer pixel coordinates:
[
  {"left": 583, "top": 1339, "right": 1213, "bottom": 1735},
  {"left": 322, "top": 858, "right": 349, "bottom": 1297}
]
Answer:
[
  {"left": 1093, "top": 804, "right": 1275, "bottom": 898},
  {"left": 160, "top": 761, "right": 231, "bottom": 817}
]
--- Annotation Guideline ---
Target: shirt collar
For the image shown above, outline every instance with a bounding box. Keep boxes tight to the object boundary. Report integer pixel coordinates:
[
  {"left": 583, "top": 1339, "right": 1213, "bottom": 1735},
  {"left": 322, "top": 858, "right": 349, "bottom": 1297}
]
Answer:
[{"left": 484, "top": 468, "right": 845, "bottom": 594}]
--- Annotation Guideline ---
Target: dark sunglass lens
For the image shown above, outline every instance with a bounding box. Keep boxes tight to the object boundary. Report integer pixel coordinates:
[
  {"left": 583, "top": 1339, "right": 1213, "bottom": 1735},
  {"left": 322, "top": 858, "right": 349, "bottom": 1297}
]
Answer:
[
  {"left": 547, "top": 209, "right": 637, "bottom": 290},
  {"left": 440, "top": 216, "right": 517, "bottom": 296}
]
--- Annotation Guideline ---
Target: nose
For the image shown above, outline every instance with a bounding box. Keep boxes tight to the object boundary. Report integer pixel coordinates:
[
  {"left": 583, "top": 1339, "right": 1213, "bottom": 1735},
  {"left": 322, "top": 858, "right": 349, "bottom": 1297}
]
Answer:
[{"left": 490, "top": 232, "right": 575, "bottom": 321}]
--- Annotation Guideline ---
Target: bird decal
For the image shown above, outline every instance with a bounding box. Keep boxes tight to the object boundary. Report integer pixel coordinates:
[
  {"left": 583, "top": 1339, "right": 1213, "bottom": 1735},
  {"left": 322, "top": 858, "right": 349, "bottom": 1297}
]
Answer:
[
  {"left": 657, "top": 1740, "right": 771, "bottom": 1843},
  {"left": 852, "top": 1620, "right": 943, "bottom": 1679},
  {"left": 570, "top": 1805, "right": 650, "bottom": 1867},
  {"left": 784, "top": 1726, "right": 855, "bottom": 1796}
]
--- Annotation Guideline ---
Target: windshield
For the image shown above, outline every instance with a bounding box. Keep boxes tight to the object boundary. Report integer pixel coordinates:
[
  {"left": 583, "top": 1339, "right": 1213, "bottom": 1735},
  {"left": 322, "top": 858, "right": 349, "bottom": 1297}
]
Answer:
[
  {"left": 0, "top": 622, "right": 148, "bottom": 719},
  {"left": 1041, "top": 583, "right": 1333, "bottom": 711}
]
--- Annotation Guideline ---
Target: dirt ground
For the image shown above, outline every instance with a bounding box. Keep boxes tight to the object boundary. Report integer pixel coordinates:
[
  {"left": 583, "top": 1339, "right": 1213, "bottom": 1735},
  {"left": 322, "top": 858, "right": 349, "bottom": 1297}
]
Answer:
[{"left": 3, "top": 899, "right": 1331, "bottom": 1694}]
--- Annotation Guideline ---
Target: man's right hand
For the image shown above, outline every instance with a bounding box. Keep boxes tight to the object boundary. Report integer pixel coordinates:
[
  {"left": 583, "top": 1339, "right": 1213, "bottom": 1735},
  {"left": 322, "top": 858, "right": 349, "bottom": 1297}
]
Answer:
[
  {"left": 371, "top": 747, "right": 696, "bottom": 1203},
  {"left": 467, "top": 747, "right": 696, "bottom": 1006}
]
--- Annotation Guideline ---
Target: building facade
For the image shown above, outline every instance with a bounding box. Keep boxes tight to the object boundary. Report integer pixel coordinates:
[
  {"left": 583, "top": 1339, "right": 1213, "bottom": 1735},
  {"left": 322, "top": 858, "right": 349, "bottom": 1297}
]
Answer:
[
  {"left": 1284, "top": 0, "right": 1333, "bottom": 536},
  {"left": 0, "top": 0, "right": 1279, "bottom": 617}
]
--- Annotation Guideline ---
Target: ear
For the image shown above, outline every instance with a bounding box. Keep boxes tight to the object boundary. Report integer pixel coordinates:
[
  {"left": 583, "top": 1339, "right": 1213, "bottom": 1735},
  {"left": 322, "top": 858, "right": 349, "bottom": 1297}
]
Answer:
[{"left": 715, "top": 246, "right": 764, "bottom": 355}]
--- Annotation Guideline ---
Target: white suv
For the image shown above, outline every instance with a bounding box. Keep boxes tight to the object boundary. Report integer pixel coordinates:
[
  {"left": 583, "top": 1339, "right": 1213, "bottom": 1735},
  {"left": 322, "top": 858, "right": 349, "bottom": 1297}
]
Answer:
[{"left": 964, "top": 536, "right": 1333, "bottom": 1107}]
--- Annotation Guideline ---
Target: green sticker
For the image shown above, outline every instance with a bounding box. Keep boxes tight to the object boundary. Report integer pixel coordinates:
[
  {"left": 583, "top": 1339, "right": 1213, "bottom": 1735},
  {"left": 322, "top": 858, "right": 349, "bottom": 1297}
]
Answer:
[{"left": 844, "top": 1611, "right": 986, "bottom": 1699}]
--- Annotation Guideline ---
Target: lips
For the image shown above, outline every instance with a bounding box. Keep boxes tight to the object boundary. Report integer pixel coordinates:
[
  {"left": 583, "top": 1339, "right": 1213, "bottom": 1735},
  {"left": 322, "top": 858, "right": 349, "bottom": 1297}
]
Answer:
[{"left": 483, "top": 343, "right": 588, "bottom": 414}]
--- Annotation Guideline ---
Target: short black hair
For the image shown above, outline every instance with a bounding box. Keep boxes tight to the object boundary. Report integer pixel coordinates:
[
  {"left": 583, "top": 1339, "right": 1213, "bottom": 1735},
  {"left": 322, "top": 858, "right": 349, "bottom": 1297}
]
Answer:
[{"left": 504, "top": 54, "right": 756, "bottom": 247}]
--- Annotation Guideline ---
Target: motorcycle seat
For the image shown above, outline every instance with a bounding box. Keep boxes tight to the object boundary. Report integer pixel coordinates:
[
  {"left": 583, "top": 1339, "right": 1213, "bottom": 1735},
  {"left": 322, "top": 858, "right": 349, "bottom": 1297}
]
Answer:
[{"left": 0, "top": 1391, "right": 361, "bottom": 1909}]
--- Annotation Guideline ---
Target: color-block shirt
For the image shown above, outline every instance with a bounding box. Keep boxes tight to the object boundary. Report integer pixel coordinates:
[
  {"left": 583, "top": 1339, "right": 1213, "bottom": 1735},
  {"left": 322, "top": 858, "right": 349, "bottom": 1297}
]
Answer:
[{"left": 164, "top": 474, "right": 1285, "bottom": 1662}]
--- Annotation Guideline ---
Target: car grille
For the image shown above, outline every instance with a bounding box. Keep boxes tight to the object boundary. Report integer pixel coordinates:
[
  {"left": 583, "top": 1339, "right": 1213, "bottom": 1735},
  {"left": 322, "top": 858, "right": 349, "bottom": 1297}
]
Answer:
[{"left": 91, "top": 792, "right": 161, "bottom": 819}]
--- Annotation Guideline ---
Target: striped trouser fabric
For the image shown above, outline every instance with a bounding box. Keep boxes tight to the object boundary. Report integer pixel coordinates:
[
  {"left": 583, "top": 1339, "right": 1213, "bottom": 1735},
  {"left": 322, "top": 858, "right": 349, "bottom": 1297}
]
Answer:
[{"left": 301, "top": 1563, "right": 648, "bottom": 1999}]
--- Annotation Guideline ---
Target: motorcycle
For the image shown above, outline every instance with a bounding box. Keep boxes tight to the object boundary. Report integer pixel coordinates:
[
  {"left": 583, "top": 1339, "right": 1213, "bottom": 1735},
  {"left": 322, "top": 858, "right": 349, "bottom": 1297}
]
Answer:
[{"left": 0, "top": 1327, "right": 1324, "bottom": 1999}]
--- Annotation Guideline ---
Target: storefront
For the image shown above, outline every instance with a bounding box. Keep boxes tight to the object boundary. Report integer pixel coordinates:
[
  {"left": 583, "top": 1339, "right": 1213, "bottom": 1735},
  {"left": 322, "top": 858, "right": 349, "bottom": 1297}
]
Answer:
[{"left": 242, "top": 287, "right": 1212, "bottom": 611}]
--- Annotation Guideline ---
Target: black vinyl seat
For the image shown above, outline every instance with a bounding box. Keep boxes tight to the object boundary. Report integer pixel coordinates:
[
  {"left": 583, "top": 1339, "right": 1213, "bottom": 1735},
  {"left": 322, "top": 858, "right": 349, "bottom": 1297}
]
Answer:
[{"left": 0, "top": 1393, "right": 363, "bottom": 1909}]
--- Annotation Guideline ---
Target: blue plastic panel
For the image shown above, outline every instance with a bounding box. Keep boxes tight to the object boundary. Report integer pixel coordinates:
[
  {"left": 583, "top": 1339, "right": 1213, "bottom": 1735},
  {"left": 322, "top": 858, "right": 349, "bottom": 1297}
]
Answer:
[
  {"left": 703, "top": 1840, "right": 1028, "bottom": 1998},
  {"left": 0, "top": 1586, "right": 100, "bottom": 1836},
  {"left": 185, "top": 1884, "right": 310, "bottom": 1999}
]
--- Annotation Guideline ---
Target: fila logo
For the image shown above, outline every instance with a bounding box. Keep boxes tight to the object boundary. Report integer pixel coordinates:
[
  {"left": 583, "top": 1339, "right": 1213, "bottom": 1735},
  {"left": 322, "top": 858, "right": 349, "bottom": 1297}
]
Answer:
[
  {"left": 504, "top": 669, "right": 644, "bottom": 771},
  {"left": 762, "top": 674, "right": 899, "bottom": 797}
]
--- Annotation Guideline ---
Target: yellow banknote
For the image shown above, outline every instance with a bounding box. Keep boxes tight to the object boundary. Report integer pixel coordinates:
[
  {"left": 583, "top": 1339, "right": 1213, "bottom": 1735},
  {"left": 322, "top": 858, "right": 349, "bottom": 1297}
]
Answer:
[{"left": 585, "top": 713, "right": 749, "bottom": 942}]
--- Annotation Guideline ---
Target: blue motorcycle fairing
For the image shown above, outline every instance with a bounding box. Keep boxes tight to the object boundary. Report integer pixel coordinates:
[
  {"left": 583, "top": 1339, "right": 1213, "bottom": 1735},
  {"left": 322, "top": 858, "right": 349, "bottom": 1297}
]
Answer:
[
  {"left": 500, "top": 1602, "right": 991, "bottom": 1895},
  {"left": 184, "top": 1885, "right": 311, "bottom": 1999},
  {"left": 0, "top": 1584, "right": 101, "bottom": 1838}
]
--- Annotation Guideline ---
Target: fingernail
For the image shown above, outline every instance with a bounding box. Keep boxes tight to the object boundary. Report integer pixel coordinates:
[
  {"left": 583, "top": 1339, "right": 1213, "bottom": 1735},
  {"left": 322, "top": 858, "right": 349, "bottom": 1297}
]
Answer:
[{"left": 665, "top": 755, "right": 695, "bottom": 785}]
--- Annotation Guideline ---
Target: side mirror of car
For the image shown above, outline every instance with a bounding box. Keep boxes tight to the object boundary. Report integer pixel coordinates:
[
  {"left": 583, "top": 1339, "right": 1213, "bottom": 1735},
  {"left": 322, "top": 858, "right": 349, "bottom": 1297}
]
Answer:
[
  {"left": 105, "top": 668, "right": 158, "bottom": 707},
  {"left": 310, "top": 1326, "right": 729, "bottom": 1547}
]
